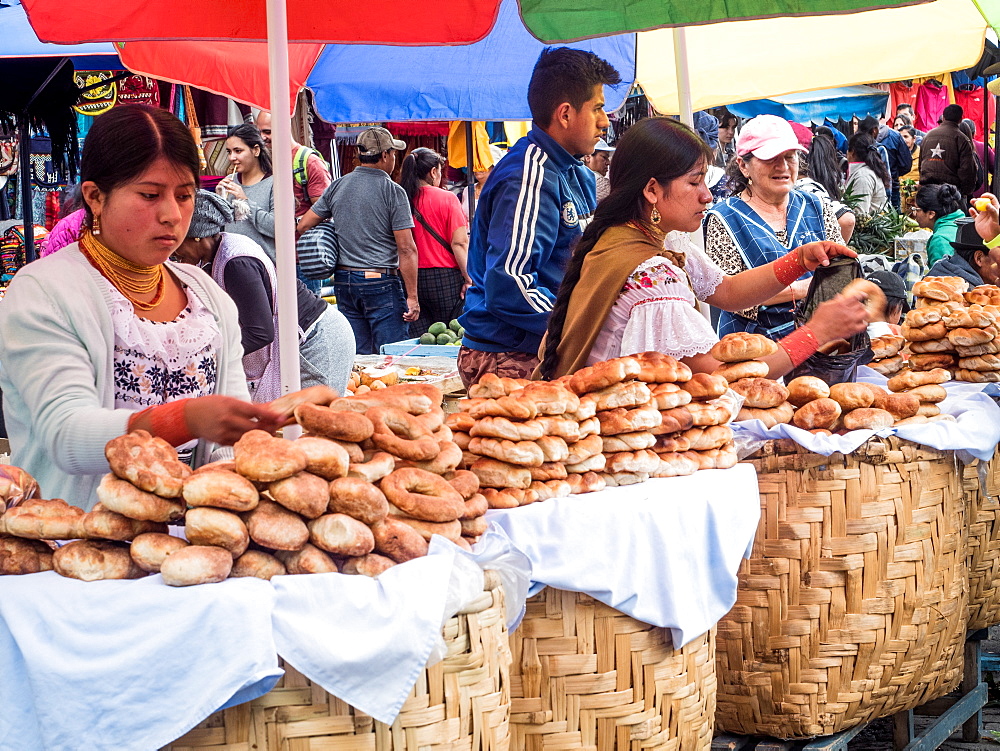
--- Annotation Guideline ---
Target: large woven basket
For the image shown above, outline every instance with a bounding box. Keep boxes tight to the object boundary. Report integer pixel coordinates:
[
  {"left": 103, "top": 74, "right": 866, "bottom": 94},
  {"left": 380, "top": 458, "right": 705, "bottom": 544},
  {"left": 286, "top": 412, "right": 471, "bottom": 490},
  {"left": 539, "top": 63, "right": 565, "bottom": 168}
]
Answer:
[
  {"left": 965, "top": 448, "right": 1000, "bottom": 631},
  {"left": 510, "top": 587, "right": 716, "bottom": 750},
  {"left": 165, "top": 570, "right": 511, "bottom": 751},
  {"left": 716, "top": 437, "right": 967, "bottom": 739}
]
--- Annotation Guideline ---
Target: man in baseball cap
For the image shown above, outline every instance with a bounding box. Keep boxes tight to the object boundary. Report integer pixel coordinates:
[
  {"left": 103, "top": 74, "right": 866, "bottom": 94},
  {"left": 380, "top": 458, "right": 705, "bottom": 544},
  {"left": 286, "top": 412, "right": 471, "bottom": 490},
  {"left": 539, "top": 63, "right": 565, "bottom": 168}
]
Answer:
[
  {"left": 296, "top": 124, "right": 419, "bottom": 354},
  {"left": 583, "top": 138, "right": 615, "bottom": 201}
]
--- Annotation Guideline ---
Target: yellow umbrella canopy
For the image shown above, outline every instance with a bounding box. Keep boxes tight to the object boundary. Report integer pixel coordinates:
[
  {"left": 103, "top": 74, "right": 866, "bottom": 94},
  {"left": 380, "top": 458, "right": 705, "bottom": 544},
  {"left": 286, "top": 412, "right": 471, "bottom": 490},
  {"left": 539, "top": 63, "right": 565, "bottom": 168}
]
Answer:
[{"left": 637, "top": 0, "right": 990, "bottom": 115}]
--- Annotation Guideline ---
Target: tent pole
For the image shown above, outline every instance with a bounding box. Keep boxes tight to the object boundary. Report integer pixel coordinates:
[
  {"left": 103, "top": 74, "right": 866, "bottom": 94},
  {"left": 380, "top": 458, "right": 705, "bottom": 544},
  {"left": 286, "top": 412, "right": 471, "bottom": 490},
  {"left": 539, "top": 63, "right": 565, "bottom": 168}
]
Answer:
[
  {"left": 672, "top": 28, "right": 694, "bottom": 127},
  {"left": 994, "top": 92, "right": 999, "bottom": 195},
  {"left": 465, "top": 121, "right": 476, "bottom": 225},
  {"left": 984, "top": 81, "right": 989, "bottom": 195},
  {"left": 265, "top": 0, "right": 303, "bottom": 421},
  {"left": 18, "top": 117, "right": 34, "bottom": 263}
]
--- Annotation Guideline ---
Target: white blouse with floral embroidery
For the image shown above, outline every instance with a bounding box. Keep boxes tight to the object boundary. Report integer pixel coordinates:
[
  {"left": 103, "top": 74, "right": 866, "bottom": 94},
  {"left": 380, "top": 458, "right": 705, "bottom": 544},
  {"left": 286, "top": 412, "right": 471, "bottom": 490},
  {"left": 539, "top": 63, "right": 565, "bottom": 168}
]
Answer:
[{"left": 588, "top": 232, "right": 725, "bottom": 365}]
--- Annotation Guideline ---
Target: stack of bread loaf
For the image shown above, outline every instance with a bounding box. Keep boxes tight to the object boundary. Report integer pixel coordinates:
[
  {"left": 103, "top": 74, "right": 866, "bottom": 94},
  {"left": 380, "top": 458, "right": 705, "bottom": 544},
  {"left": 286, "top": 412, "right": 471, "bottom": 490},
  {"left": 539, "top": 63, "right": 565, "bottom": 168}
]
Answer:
[
  {"left": 867, "top": 334, "right": 906, "bottom": 376},
  {"left": 787, "top": 377, "right": 928, "bottom": 432},
  {"left": 674, "top": 372, "right": 739, "bottom": 470},
  {"left": 884, "top": 367, "right": 953, "bottom": 421},
  {"left": 713, "top": 332, "right": 793, "bottom": 429},
  {"left": 901, "top": 277, "right": 964, "bottom": 373}
]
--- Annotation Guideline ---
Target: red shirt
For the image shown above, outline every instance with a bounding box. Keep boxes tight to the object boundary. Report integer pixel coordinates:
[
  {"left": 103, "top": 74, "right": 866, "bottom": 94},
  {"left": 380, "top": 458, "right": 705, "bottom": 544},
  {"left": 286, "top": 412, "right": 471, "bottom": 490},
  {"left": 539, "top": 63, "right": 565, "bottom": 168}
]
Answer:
[{"left": 413, "top": 185, "right": 467, "bottom": 269}]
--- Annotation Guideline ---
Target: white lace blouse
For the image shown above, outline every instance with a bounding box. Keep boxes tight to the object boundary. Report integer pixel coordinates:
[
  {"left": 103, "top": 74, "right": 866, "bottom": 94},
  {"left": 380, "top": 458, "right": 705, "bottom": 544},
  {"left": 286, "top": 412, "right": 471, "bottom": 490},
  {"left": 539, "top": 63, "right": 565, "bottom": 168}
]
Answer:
[{"left": 588, "top": 232, "right": 726, "bottom": 364}]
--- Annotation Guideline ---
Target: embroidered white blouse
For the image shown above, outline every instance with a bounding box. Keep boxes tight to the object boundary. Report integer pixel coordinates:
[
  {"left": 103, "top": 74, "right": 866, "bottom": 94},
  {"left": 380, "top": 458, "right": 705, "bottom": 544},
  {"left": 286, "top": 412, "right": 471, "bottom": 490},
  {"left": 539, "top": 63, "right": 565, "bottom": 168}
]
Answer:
[{"left": 588, "top": 231, "right": 726, "bottom": 365}]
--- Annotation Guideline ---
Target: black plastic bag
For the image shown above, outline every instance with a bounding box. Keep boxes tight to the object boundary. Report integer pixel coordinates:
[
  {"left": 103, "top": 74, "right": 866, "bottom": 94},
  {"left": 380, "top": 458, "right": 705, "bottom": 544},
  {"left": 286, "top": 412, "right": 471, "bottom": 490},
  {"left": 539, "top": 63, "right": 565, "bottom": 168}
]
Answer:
[{"left": 785, "top": 257, "right": 873, "bottom": 385}]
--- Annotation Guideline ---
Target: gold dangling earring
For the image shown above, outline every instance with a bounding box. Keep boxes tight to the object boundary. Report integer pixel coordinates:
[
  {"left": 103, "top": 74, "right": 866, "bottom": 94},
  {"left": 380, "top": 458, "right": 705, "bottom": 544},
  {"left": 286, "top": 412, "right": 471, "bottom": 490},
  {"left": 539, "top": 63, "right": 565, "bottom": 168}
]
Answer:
[
  {"left": 650, "top": 205, "right": 661, "bottom": 224},
  {"left": 92, "top": 215, "right": 102, "bottom": 236}
]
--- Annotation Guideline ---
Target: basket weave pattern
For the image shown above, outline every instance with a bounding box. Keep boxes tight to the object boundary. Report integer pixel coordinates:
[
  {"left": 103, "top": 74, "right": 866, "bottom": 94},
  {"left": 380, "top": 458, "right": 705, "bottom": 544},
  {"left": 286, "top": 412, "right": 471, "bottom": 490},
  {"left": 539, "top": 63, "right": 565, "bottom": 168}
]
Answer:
[
  {"left": 716, "top": 438, "right": 967, "bottom": 739},
  {"left": 510, "top": 588, "right": 716, "bottom": 750},
  {"left": 965, "top": 449, "right": 1000, "bottom": 631},
  {"left": 165, "top": 572, "right": 511, "bottom": 751}
]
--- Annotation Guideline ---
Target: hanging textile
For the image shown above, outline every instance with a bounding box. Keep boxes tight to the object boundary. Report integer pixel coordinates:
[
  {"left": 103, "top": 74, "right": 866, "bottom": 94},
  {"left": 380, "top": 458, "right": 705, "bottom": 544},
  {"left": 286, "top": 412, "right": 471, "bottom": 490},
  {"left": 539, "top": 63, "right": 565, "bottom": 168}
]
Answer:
[
  {"left": 447, "top": 121, "right": 493, "bottom": 171},
  {"left": 72, "top": 71, "right": 117, "bottom": 116},
  {"left": 182, "top": 87, "right": 208, "bottom": 172},
  {"left": 888, "top": 81, "right": 918, "bottom": 117},
  {"left": 117, "top": 74, "right": 159, "bottom": 107},
  {"left": 955, "top": 86, "right": 996, "bottom": 130},
  {"left": 914, "top": 80, "right": 949, "bottom": 132},
  {"left": 503, "top": 121, "right": 530, "bottom": 148}
]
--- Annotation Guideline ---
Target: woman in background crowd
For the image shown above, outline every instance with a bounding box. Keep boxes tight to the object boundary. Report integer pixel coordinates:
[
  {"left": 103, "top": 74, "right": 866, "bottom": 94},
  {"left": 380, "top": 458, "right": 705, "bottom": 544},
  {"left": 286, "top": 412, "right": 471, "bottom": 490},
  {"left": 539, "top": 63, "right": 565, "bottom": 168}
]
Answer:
[
  {"left": 845, "top": 132, "right": 889, "bottom": 214},
  {"left": 217, "top": 123, "right": 276, "bottom": 262},
  {"left": 911, "top": 183, "right": 966, "bottom": 265}
]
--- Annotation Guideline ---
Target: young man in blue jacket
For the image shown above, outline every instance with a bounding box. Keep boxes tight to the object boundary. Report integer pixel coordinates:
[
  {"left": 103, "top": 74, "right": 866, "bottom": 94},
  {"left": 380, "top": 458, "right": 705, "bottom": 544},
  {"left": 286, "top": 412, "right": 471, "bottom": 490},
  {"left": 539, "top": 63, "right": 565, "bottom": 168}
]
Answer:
[{"left": 457, "top": 47, "right": 622, "bottom": 387}]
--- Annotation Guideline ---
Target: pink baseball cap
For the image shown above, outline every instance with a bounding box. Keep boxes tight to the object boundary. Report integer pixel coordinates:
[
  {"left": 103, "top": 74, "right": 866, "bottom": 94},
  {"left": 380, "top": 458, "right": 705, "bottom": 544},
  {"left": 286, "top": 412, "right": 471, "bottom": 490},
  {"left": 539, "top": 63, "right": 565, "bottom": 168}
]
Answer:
[{"left": 736, "top": 115, "right": 808, "bottom": 160}]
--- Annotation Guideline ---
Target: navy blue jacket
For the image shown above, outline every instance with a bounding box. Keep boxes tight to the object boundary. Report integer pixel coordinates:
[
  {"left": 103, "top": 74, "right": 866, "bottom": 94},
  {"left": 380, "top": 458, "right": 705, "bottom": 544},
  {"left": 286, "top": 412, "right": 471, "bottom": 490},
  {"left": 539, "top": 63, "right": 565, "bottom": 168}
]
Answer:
[
  {"left": 459, "top": 128, "right": 596, "bottom": 354},
  {"left": 877, "top": 127, "right": 913, "bottom": 180}
]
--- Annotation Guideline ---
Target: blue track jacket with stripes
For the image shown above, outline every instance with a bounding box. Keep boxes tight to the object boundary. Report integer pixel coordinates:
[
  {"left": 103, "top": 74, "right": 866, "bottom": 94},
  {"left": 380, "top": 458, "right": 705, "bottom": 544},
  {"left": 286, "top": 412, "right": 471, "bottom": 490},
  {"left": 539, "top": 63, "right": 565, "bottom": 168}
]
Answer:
[{"left": 459, "top": 127, "right": 596, "bottom": 355}]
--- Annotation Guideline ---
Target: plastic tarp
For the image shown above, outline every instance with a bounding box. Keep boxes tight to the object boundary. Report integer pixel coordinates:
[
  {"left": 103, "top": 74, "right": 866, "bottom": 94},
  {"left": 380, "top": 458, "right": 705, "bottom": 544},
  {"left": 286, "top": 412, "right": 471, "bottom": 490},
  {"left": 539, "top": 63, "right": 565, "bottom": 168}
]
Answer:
[
  {"left": 727, "top": 85, "right": 890, "bottom": 125},
  {"left": 636, "top": 0, "right": 989, "bottom": 115},
  {"left": 1, "top": 0, "right": 118, "bottom": 58},
  {"left": 306, "top": 0, "right": 636, "bottom": 123}
]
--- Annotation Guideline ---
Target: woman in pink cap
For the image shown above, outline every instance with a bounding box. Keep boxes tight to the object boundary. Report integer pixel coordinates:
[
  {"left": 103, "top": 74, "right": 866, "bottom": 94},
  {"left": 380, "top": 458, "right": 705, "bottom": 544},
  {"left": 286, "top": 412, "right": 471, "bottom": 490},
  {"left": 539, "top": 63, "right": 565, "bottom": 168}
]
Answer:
[{"left": 705, "top": 114, "right": 846, "bottom": 341}]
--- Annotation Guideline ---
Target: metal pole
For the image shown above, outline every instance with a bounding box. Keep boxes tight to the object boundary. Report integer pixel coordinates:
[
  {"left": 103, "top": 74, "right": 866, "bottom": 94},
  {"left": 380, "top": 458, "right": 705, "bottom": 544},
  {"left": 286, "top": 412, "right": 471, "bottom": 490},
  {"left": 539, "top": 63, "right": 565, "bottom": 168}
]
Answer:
[
  {"left": 983, "top": 82, "right": 990, "bottom": 195},
  {"left": 672, "top": 28, "right": 694, "bottom": 127},
  {"left": 994, "top": 92, "right": 999, "bottom": 194},
  {"left": 265, "top": 0, "right": 303, "bottom": 420},
  {"left": 465, "top": 120, "right": 476, "bottom": 225},
  {"left": 18, "top": 117, "right": 34, "bottom": 263}
]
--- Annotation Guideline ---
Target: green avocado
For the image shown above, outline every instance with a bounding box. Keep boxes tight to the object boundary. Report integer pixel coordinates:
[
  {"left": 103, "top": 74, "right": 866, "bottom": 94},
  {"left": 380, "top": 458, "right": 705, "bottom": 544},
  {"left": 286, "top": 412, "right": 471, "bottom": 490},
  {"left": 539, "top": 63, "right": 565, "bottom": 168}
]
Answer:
[
  {"left": 419, "top": 332, "right": 436, "bottom": 345},
  {"left": 436, "top": 332, "right": 454, "bottom": 345},
  {"left": 451, "top": 339, "right": 462, "bottom": 346},
  {"left": 449, "top": 319, "right": 462, "bottom": 332},
  {"left": 428, "top": 321, "right": 447, "bottom": 335}
]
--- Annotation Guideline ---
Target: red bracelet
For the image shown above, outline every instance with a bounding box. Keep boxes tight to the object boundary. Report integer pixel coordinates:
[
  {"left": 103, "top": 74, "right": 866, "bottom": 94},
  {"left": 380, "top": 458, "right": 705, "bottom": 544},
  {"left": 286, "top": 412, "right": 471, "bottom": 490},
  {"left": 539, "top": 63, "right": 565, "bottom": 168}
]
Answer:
[
  {"left": 778, "top": 325, "right": 819, "bottom": 367},
  {"left": 773, "top": 250, "right": 809, "bottom": 286},
  {"left": 127, "top": 399, "right": 195, "bottom": 447}
]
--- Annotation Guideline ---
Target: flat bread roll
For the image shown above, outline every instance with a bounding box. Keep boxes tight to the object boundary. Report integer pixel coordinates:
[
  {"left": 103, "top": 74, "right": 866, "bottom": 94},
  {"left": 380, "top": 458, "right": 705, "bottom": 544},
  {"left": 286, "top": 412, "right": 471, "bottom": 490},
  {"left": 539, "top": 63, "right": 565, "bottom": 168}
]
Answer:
[
  {"left": 53, "top": 540, "right": 146, "bottom": 581},
  {"left": 887, "top": 368, "right": 951, "bottom": 392},
  {"left": 231, "top": 550, "right": 287, "bottom": 580},
  {"left": 342, "top": 553, "right": 396, "bottom": 578},
  {"left": 308, "top": 513, "right": 376, "bottom": 557},
  {"left": 244, "top": 499, "right": 310, "bottom": 551},
  {"left": 909, "top": 353, "right": 957, "bottom": 371},
  {"left": 714, "top": 360, "right": 769, "bottom": 383},
  {"left": 649, "top": 382, "right": 693, "bottom": 410},
  {"left": 96, "top": 473, "right": 185, "bottom": 523},
  {"left": 371, "top": 517, "right": 429, "bottom": 563},
  {"left": 710, "top": 332, "right": 778, "bottom": 362},
  {"left": 842, "top": 408, "right": 894, "bottom": 431},
  {"left": 105, "top": 430, "right": 191, "bottom": 498},
  {"left": 681, "top": 373, "right": 728, "bottom": 400},
  {"left": 786, "top": 376, "right": 831, "bottom": 407},
  {"left": 792, "top": 398, "right": 842, "bottom": 430},
  {"left": 905, "top": 384, "right": 948, "bottom": 403},
  {"left": 470, "top": 457, "right": 531, "bottom": 489},
  {"left": 328, "top": 477, "right": 390, "bottom": 524},
  {"left": 587, "top": 381, "right": 652, "bottom": 411},
  {"left": 185, "top": 508, "right": 250, "bottom": 558},
  {"left": 828, "top": 383, "right": 875, "bottom": 411},
  {"left": 269, "top": 471, "right": 330, "bottom": 519},
  {"left": 130, "top": 533, "right": 189, "bottom": 573},
  {"left": 160, "top": 545, "right": 233, "bottom": 586},
  {"left": 3, "top": 498, "right": 87, "bottom": 540},
  {"left": 881, "top": 393, "right": 921, "bottom": 420},
  {"left": 276, "top": 543, "right": 339, "bottom": 575},
  {"left": 83, "top": 503, "right": 167, "bottom": 541},
  {"left": 182, "top": 470, "right": 259, "bottom": 512},
  {"left": 730, "top": 377, "right": 788, "bottom": 409},
  {"left": 390, "top": 514, "right": 463, "bottom": 543},
  {"left": 869, "top": 354, "right": 906, "bottom": 376},
  {"left": 0, "top": 537, "right": 54, "bottom": 575},
  {"left": 233, "top": 430, "right": 308, "bottom": 482},
  {"left": 290, "top": 436, "right": 351, "bottom": 480}
]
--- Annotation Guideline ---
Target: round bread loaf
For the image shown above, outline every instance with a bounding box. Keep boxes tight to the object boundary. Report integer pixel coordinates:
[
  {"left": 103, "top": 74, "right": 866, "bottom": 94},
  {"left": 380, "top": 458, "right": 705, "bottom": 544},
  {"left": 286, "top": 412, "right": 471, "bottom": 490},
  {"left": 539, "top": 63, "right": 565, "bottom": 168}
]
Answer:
[
  {"left": 130, "top": 532, "right": 189, "bottom": 573},
  {"left": 83, "top": 503, "right": 167, "bottom": 541},
  {"left": 881, "top": 393, "right": 921, "bottom": 420},
  {"left": 234, "top": 430, "right": 308, "bottom": 482},
  {"left": 906, "top": 338, "right": 953, "bottom": 354},
  {"left": 857, "top": 381, "right": 890, "bottom": 407},
  {"left": 895, "top": 415, "right": 929, "bottom": 426},
  {"left": 905, "top": 383, "right": 948, "bottom": 403},
  {"left": 3, "top": 498, "right": 87, "bottom": 540},
  {"left": 185, "top": 507, "right": 249, "bottom": 558},
  {"left": 309, "top": 513, "right": 376, "bottom": 556},
  {"left": 887, "top": 368, "right": 951, "bottom": 392},
  {"left": 869, "top": 354, "right": 906, "bottom": 376},
  {"left": 730, "top": 377, "right": 789, "bottom": 409},
  {"left": 276, "top": 543, "right": 339, "bottom": 575},
  {"left": 470, "top": 457, "right": 532, "bottom": 489},
  {"left": 0, "top": 537, "right": 54, "bottom": 575},
  {"left": 294, "top": 402, "right": 374, "bottom": 442},
  {"left": 715, "top": 360, "right": 769, "bottom": 383},
  {"left": 453, "top": 431, "right": 472, "bottom": 451},
  {"left": 917, "top": 403, "right": 943, "bottom": 417},
  {"left": 105, "top": 429, "right": 191, "bottom": 498},
  {"left": 686, "top": 402, "right": 735, "bottom": 426},
  {"left": 380, "top": 468, "right": 465, "bottom": 522},
  {"left": 327, "top": 438, "right": 364, "bottom": 463},
  {"left": 710, "top": 332, "right": 778, "bottom": 362},
  {"left": 389, "top": 514, "right": 462, "bottom": 543},
  {"left": 268, "top": 471, "right": 330, "bottom": 519},
  {"left": 786, "top": 376, "right": 831, "bottom": 407},
  {"left": 244, "top": 499, "right": 310, "bottom": 551},
  {"left": 649, "top": 382, "right": 693, "bottom": 410},
  {"left": 53, "top": 540, "right": 146, "bottom": 581},
  {"left": 460, "top": 514, "right": 491, "bottom": 536},
  {"left": 633, "top": 351, "right": 692, "bottom": 383},
  {"left": 371, "top": 517, "right": 430, "bottom": 562},
  {"left": 567, "top": 356, "right": 642, "bottom": 395},
  {"left": 96, "top": 474, "right": 185, "bottom": 523},
  {"left": 293, "top": 436, "right": 351, "bottom": 480},
  {"left": 230, "top": 550, "right": 287, "bottom": 580},
  {"left": 159, "top": 545, "right": 232, "bottom": 586},
  {"left": 842, "top": 408, "right": 894, "bottom": 431},
  {"left": 909, "top": 353, "right": 957, "bottom": 371},
  {"left": 792, "top": 398, "right": 842, "bottom": 430},
  {"left": 681, "top": 373, "right": 729, "bottom": 400},
  {"left": 588, "top": 381, "right": 653, "bottom": 411},
  {"left": 737, "top": 403, "right": 794, "bottom": 429},
  {"left": 342, "top": 553, "right": 396, "bottom": 577},
  {"left": 828, "top": 382, "right": 875, "bottom": 411},
  {"left": 327, "top": 477, "right": 389, "bottom": 524},
  {"left": 182, "top": 470, "right": 259, "bottom": 512}
]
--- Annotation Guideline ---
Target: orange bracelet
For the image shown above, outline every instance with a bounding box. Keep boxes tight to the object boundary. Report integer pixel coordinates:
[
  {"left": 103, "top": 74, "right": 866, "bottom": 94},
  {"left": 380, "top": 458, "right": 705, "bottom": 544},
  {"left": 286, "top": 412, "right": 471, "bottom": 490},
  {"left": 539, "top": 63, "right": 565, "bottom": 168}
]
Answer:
[
  {"left": 778, "top": 325, "right": 819, "bottom": 367},
  {"left": 127, "top": 399, "right": 195, "bottom": 447},
  {"left": 773, "top": 250, "right": 809, "bottom": 286}
]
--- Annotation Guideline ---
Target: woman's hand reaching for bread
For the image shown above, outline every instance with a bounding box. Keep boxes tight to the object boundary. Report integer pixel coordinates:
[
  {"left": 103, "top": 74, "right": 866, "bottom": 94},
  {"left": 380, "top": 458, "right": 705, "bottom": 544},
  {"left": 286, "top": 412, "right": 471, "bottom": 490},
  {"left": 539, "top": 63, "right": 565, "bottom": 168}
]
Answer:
[
  {"left": 796, "top": 241, "right": 857, "bottom": 271},
  {"left": 184, "top": 396, "right": 284, "bottom": 446}
]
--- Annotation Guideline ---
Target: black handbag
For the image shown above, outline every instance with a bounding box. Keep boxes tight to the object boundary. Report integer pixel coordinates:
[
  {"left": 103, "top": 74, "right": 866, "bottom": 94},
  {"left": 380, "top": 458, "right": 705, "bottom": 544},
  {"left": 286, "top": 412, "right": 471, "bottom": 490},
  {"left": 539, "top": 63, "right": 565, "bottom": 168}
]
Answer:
[
  {"left": 296, "top": 220, "right": 340, "bottom": 280},
  {"left": 786, "top": 256, "right": 873, "bottom": 385}
]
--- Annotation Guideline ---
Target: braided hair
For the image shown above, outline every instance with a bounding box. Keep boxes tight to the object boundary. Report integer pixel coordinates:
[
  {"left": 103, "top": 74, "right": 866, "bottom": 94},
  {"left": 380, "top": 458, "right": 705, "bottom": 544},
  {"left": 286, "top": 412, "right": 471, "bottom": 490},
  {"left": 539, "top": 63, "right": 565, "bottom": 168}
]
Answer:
[{"left": 538, "top": 117, "right": 712, "bottom": 380}]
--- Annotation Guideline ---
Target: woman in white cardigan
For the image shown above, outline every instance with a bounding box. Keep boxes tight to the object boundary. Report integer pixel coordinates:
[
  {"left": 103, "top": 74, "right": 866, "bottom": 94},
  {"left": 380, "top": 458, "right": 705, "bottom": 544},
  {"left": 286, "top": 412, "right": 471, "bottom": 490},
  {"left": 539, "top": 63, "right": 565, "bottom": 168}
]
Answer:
[{"left": 0, "top": 105, "right": 281, "bottom": 510}]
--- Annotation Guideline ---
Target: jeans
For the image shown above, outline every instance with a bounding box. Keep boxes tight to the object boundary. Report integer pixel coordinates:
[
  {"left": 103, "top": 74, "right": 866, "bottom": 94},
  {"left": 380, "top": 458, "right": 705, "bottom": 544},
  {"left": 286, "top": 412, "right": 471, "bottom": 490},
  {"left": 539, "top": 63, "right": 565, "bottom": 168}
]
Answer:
[
  {"left": 297, "top": 265, "right": 324, "bottom": 295},
  {"left": 333, "top": 270, "right": 410, "bottom": 354}
]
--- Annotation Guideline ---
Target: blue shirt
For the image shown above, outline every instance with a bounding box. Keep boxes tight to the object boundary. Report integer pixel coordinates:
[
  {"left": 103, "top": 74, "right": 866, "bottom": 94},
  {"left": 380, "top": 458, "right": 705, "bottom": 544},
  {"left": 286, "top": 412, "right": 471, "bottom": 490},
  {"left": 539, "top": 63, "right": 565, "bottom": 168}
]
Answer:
[{"left": 459, "top": 127, "right": 596, "bottom": 354}]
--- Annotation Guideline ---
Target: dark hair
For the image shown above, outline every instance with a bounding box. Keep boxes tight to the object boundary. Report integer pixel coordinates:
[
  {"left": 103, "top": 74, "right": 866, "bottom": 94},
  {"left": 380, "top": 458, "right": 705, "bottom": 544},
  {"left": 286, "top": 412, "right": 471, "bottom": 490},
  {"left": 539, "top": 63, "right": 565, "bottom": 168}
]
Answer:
[
  {"left": 806, "top": 130, "right": 844, "bottom": 200},
  {"left": 915, "top": 183, "right": 964, "bottom": 217},
  {"left": 943, "top": 104, "right": 964, "bottom": 123},
  {"left": 900, "top": 126, "right": 918, "bottom": 148},
  {"left": 80, "top": 105, "right": 200, "bottom": 225},
  {"left": 896, "top": 102, "right": 913, "bottom": 113},
  {"left": 959, "top": 118, "right": 976, "bottom": 141},
  {"left": 893, "top": 113, "right": 912, "bottom": 128},
  {"left": 399, "top": 147, "right": 442, "bottom": 211},
  {"left": 358, "top": 152, "right": 383, "bottom": 165},
  {"left": 719, "top": 111, "right": 738, "bottom": 129},
  {"left": 859, "top": 115, "right": 880, "bottom": 135},
  {"left": 956, "top": 245, "right": 986, "bottom": 267},
  {"left": 227, "top": 123, "right": 272, "bottom": 177},
  {"left": 847, "top": 132, "right": 890, "bottom": 189},
  {"left": 527, "top": 47, "right": 621, "bottom": 127},
  {"left": 538, "top": 117, "right": 712, "bottom": 379}
]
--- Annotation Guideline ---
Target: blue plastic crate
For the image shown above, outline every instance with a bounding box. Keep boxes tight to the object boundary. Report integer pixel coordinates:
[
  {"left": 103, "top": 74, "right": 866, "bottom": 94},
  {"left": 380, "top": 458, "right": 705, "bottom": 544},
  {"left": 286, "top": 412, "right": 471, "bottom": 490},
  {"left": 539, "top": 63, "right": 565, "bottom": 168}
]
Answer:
[{"left": 379, "top": 338, "right": 461, "bottom": 357}]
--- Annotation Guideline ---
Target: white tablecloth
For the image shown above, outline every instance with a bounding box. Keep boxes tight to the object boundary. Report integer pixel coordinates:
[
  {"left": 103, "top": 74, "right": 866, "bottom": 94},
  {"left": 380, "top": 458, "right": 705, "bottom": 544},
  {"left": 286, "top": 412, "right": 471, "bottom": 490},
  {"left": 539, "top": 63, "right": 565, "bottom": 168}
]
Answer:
[
  {"left": 0, "top": 528, "right": 531, "bottom": 750},
  {"left": 732, "top": 368, "right": 1000, "bottom": 464},
  {"left": 488, "top": 463, "right": 762, "bottom": 648}
]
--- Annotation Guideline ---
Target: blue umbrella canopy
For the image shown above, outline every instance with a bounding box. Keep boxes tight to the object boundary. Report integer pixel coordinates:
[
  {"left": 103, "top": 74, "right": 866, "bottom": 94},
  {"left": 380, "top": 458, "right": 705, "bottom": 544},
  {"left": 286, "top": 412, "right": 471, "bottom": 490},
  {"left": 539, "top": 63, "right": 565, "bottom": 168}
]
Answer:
[
  {"left": 726, "top": 85, "right": 891, "bottom": 125},
  {"left": 1, "top": 0, "right": 118, "bottom": 58}
]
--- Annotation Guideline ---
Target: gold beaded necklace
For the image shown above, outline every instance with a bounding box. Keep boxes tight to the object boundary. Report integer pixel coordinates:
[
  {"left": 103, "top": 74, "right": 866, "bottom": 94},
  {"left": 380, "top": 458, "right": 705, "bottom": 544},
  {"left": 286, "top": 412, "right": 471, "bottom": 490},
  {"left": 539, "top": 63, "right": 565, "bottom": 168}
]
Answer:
[{"left": 79, "top": 228, "right": 165, "bottom": 311}]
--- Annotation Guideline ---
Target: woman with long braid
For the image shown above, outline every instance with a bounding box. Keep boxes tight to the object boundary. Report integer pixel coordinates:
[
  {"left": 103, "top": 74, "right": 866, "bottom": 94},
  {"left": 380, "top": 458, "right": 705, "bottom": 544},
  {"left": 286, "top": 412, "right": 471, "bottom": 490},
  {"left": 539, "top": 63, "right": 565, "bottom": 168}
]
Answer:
[{"left": 537, "top": 117, "right": 870, "bottom": 380}]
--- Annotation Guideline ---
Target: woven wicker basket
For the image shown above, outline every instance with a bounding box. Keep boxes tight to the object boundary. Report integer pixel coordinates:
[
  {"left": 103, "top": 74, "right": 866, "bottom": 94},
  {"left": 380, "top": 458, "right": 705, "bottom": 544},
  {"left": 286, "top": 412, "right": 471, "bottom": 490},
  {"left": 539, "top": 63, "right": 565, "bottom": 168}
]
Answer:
[
  {"left": 510, "top": 587, "right": 716, "bottom": 750},
  {"left": 165, "top": 570, "right": 511, "bottom": 751},
  {"left": 716, "top": 437, "right": 967, "bottom": 739},
  {"left": 965, "top": 449, "right": 1000, "bottom": 631}
]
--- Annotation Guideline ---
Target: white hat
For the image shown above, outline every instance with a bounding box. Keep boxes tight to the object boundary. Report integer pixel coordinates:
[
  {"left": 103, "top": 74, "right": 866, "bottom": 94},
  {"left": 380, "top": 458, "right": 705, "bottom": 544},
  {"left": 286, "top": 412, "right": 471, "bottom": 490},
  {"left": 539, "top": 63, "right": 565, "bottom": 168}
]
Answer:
[{"left": 593, "top": 138, "right": 615, "bottom": 154}]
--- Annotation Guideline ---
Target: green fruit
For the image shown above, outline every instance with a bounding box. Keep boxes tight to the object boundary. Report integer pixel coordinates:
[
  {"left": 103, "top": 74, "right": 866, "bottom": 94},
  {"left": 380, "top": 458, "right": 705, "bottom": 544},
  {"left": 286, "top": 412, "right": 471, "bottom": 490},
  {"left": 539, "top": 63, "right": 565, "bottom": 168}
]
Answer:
[
  {"left": 449, "top": 319, "right": 462, "bottom": 332},
  {"left": 419, "top": 332, "right": 436, "bottom": 345},
  {"left": 457, "top": 326, "right": 465, "bottom": 337},
  {"left": 451, "top": 339, "right": 462, "bottom": 346},
  {"left": 428, "top": 321, "right": 447, "bottom": 335},
  {"left": 436, "top": 332, "right": 453, "bottom": 345}
]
